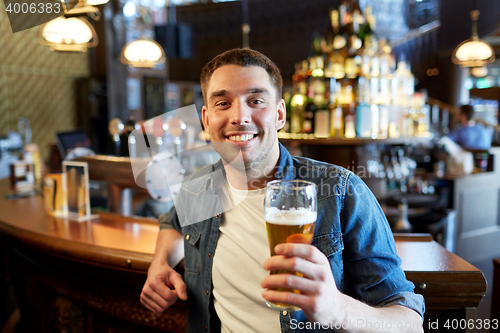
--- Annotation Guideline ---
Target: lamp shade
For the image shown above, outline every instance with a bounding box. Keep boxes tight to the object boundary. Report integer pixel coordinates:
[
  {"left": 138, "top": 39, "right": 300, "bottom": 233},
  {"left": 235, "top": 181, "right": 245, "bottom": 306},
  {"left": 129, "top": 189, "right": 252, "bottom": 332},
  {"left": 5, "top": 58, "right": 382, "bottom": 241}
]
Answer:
[
  {"left": 452, "top": 37, "right": 495, "bottom": 67},
  {"left": 451, "top": 10, "right": 495, "bottom": 67},
  {"left": 38, "top": 17, "right": 98, "bottom": 52},
  {"left": 471, "top": 66, "right": 488, "bottom": 77},
  {"left": 120, "top": 39, "right": 166, "bottom": 68},
  {"left": 86, "top": 0, "right": 109, "bottom": 5}
]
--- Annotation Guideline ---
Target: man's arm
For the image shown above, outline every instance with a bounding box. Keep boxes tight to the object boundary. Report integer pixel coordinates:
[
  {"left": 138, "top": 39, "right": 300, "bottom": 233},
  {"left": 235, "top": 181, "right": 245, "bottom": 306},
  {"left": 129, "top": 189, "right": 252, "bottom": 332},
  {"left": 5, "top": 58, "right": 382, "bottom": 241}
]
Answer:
[
  {"left": 140, "top": 228, "right": 187, "bottom": 313},
  {"left": 261, "top": 243, "right": 423, "bottom": 333}
]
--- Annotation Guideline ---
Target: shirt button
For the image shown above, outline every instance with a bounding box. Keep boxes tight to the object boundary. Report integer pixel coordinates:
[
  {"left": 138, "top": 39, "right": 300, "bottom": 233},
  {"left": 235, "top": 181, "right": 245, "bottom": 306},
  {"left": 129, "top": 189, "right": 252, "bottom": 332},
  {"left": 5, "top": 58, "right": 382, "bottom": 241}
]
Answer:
[
  {"left": 185, "top": 235, "right": 190, "bottom": 240},
  {"left": 282, "top": 310, "right": 288, "bottom": 316},
  {"left": 207, "top": 253, "right": 211, "bottom": 258},
  {"left": 205, "top": 290, "right": 209, "bottom": 295}
]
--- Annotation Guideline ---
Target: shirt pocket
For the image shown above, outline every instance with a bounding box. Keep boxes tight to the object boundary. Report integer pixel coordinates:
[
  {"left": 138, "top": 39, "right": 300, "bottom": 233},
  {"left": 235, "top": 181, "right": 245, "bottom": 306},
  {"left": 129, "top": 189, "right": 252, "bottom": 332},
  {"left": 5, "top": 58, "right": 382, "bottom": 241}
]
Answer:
[
  {"left": 312, "top": 232, "right": 344, "bottom": 258},
  {"left": 183, "top": 225, "right": 201, "bottom": 275}
]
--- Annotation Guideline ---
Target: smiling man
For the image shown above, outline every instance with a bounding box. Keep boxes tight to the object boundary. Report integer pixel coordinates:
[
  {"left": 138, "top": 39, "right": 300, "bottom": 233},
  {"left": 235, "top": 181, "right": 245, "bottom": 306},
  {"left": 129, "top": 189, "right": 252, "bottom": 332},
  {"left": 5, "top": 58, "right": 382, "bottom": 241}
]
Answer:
[{"left": 140, "top": 49, "right": 425, "bottom": 333}]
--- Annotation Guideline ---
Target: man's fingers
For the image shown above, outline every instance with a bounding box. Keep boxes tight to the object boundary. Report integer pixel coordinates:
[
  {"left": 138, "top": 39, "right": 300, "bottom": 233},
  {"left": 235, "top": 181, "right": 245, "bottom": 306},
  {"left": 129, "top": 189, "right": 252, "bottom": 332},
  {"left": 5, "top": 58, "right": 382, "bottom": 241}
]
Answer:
[
  {"left": 274, "top": 243, "right": 327, "bottom": 264},
  {"left": 140, "top": 292, "right": 164, "bottom": 313},
  {"left": 261, "top": 289, "right": 309, "bottom": 310},
  {"left": 264, "top": 256, "right": 323, "bottom": 280},
  {"left": 261, "top": 273, "right": 320, "bottom": 295},
  {"left": 169, "top": 272, "right": 188, "bottom": 301}
]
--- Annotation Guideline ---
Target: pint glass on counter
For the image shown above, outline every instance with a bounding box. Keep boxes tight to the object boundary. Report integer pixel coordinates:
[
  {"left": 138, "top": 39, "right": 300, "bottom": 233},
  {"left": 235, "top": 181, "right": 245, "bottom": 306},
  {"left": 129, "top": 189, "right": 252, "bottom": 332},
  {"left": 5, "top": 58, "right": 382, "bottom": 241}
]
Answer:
[{"left": 264, "top": 180, "right": 317, "bottom": 311}]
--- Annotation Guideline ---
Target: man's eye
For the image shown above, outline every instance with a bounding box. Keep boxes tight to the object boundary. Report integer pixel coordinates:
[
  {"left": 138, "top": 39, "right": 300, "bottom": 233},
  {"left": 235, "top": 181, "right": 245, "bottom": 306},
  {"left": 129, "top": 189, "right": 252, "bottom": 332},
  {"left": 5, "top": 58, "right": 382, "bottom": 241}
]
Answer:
[
  {"left": 216, "top": 102, "right": 229, "bottom": 107},
  {"left": 250, "top": 100, "right": 263, "bottom": 105}
]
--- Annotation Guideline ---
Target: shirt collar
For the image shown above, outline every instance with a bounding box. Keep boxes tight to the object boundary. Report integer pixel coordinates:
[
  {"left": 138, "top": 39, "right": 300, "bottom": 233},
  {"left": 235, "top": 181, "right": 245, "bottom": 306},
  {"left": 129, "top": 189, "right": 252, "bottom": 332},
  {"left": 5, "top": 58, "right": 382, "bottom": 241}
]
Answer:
[{"left": 276, "top": 142, "right": 295, "bottom": 180}]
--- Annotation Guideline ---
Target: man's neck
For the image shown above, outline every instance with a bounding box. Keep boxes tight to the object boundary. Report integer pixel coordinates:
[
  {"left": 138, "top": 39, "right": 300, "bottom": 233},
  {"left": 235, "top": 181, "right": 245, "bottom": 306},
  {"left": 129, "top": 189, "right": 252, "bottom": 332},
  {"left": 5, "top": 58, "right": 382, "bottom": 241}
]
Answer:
[
  {"left": 223, "top": 148, "right": 280, "bottom": 190},
  {"left": 224, "top": 162, "right": 279, "bottom": 190}
]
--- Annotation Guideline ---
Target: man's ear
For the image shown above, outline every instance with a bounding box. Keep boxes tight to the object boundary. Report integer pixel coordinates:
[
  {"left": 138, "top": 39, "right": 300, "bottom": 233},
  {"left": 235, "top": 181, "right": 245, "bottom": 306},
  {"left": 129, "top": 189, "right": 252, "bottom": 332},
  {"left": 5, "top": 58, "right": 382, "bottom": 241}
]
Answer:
[
  {"left": 276, "top": 99, "right": 286, "bottom": 131},
  {"left": 202, "top": 105, "right": 209, "bottom": 132}
]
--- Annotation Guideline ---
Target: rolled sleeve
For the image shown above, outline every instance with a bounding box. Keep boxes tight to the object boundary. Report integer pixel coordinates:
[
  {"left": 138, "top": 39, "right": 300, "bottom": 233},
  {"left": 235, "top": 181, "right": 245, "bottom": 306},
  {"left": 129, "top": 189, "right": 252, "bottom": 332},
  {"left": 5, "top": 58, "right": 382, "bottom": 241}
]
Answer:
[
  {"left": 158, "top": 206, "right": 182, "bottom": 233},
  {"left": 378, "top": 291, "right": 425, "bottom": 320}
]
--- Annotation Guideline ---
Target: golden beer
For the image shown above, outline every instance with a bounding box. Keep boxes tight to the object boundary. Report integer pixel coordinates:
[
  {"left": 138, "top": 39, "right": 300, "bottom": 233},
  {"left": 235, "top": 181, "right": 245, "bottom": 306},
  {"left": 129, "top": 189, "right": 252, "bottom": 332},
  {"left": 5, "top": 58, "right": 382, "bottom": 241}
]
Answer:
[{"left": 265, "top": 209, "right": 317, "bottom": 310}]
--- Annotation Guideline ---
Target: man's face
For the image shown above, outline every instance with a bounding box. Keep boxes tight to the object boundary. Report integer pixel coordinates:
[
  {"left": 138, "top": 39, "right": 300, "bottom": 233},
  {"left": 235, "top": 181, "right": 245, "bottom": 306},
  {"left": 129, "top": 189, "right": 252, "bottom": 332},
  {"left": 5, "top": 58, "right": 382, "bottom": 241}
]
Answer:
[
  {"left": 455, "top": 110, "right": 466, "bottom": 124},
  {"left": 202, "top": 65, "right": 286, "bottom": 170}
]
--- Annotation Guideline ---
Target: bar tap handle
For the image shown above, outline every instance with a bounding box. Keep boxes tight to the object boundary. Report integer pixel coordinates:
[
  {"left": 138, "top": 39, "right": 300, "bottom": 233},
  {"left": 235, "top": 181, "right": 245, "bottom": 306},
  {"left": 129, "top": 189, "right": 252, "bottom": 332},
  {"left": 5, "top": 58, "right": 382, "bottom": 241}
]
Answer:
[{"left": 108, "top": 118, "right": 124, "bottom": 156}]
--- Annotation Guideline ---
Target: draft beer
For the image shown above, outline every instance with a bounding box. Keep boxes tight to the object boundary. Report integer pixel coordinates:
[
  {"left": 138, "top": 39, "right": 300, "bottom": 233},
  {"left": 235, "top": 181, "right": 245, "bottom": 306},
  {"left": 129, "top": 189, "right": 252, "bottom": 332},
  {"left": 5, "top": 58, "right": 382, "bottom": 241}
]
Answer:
[{"left": 264, "top": 180, "right": 317, "bottom": 311}]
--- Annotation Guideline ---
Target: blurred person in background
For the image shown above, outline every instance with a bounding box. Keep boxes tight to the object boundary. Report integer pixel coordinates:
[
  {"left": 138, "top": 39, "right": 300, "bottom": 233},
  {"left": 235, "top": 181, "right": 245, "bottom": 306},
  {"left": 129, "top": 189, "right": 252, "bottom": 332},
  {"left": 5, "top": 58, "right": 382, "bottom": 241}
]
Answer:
[{"left": 447, "top": 104, "right": 493, "bottom": 150}]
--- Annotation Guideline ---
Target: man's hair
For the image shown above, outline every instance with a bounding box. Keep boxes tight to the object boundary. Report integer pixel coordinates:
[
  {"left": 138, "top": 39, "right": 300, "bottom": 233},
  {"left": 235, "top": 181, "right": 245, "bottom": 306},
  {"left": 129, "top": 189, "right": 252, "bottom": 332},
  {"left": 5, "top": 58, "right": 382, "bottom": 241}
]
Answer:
[
  {"left": 200, "top": 48, "right": 283, "bottom": 104},
  {"left": 460, "top": 104, "right": 475, "bottom": 121}
]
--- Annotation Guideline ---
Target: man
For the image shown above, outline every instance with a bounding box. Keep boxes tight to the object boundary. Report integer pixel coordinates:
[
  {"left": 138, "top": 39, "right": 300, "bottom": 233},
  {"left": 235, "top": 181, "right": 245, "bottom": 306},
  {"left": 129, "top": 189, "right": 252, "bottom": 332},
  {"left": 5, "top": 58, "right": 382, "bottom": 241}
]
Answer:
[
  {"left": 140, "top": 48, "right": 425, "bottom": 333},
  {"left": 447, "top": 104, "right": 493, "bottom": 150}
]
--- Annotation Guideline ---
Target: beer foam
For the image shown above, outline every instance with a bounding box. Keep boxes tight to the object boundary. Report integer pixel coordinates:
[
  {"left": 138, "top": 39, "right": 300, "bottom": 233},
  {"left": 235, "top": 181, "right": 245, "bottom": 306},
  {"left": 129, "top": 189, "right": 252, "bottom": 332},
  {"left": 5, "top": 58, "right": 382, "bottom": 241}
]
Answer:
[{"left": 265, "top": 207, "right": 317, "bottom": 225}]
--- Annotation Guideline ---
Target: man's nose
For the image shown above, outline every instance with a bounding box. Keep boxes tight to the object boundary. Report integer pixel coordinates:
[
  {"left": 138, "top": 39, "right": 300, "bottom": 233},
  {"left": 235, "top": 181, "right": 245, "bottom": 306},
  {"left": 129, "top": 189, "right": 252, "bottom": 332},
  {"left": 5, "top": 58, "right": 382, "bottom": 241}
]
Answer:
[{"left": 229, "top": 101, "right": 251, "bottom": 125}]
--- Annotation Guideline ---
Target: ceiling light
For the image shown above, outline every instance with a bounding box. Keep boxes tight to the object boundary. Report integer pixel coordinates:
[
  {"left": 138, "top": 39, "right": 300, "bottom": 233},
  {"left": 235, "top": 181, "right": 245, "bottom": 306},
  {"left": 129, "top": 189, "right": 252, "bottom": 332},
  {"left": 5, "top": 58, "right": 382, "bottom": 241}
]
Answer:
[
  {"left": 120, "top": 38, "right": 166, "bottom": 68},
  {"left": 452, "top": 10, "right": 495, "bottom": 67},
  {"left": 471, "top": 67, "right": 488, "bottom": 77},
  {"left": 38, "top": 16, "right": 98, "bottom": 52}
]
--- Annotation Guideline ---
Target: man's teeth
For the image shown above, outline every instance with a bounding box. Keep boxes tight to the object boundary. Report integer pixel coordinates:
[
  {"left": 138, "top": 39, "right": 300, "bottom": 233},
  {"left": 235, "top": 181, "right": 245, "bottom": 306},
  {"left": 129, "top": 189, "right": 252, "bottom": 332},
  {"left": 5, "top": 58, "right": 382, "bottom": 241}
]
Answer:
[{"left": 228, "top": 134, "right": 255, "bottom": 142}]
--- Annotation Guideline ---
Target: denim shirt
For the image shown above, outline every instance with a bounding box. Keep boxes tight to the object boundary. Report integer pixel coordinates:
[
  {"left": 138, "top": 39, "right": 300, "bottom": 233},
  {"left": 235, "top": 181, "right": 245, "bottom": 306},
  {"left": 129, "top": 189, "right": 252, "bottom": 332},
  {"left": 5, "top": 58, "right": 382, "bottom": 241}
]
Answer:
[{"left": 159, "top": 143, "right": 425, "bottom": 333}]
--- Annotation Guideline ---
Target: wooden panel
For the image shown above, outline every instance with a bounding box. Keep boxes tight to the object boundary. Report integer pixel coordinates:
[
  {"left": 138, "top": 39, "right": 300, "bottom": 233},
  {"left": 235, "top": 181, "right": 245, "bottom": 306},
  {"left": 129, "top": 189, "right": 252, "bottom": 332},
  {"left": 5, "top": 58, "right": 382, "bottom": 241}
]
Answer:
[
  {"left": 459, "top": 187, "right": 499, "bottom": 233},
  {"left": 0, "top": 1, "right": 89, "bottom": 162},
  {"left": 74, "top": 155, "right": 143, "bottom": 189}
]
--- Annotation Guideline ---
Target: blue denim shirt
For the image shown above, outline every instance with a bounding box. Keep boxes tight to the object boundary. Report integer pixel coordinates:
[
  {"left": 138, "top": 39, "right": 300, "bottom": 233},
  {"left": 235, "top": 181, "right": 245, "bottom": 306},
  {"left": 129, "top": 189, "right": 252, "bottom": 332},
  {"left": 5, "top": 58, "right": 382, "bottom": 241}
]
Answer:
[
  {"left": 159, "top": 143, "right": 425, "bottom": 333},
  {"left": 447, "top": 123, "right": 493, "bottom": 150}
]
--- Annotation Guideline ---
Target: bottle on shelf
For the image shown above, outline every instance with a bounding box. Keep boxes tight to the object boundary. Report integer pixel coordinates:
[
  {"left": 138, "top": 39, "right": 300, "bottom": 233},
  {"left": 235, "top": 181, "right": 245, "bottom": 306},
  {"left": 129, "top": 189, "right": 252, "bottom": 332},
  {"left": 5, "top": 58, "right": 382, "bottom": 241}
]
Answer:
[
  {"left": 290, "top": 81, "right": 307, "bottom": 134},
  {"left": 315, "top": 100, "right": 330, "bottom": 138},
  {"left": 355, "top": 86, "right": 372, "bottom": 138},
  {"left": 344, "top": 103, "right": 356, "bottom": 138},
  {"left": 324, "top": 9, "right": 347, "bottom": 80},
  {"left": 282, "top": 90, "right": 292, "bottom": 133},
  {"left": 303, "top": 86, "right": 318, "bottom": 134},
  {"left": 329, "top": 79, "right": 344, "bottom": 138}
]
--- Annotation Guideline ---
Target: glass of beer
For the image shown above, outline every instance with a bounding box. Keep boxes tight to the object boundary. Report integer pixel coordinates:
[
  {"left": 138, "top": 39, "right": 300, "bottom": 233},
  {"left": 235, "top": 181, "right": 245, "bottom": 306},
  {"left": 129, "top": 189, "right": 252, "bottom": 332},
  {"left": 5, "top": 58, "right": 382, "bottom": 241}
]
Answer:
[{"left": 264, "top": 179, "right": 317, "bottom": 311}]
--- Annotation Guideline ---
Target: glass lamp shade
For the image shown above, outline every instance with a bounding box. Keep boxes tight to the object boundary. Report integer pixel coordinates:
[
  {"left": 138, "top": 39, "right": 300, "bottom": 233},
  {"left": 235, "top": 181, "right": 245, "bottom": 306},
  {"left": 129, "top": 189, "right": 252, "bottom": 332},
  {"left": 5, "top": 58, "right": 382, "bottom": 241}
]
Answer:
[
  {"left": 86, "top": 0, "right": 109, "bottom": 5},
  {"left": 471, "top": 66, "right": 488, "bottom": 77},
  {"left": 452, "top": 37, "right": 495, "bottom": 67},
  {"left": 120, "top": 39, "right": 166, "bottom": 68},
  {"left": 38, "top": 17, "right": 98, "bottom": 52}
]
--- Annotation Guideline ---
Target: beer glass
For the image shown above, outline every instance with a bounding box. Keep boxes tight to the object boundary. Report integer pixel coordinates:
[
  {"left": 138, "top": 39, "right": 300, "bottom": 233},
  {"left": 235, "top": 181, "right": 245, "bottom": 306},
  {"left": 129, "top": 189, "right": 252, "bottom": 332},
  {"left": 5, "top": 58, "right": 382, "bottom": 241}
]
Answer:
[{"left": 264, "top": 179, "right": 317, "bottom": 311}]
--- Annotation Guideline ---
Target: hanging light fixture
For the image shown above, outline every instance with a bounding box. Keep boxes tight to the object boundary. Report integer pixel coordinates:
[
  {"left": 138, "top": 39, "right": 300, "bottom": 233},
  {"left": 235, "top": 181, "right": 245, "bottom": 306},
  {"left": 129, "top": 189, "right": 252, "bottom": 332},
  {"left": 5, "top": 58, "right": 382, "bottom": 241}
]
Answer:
[
  {"left": 471, "top": 66, "right": 488, "bottom": 77},
  {"left": 120, "top": 38, "right": 166, "bottom": 68},
  {"left": 38, "top": 16, "right": 98, "bottom": 52},
  {"left": 62, "top": 0, "right": 106, "bottom": 20},
  {"left": 452, "top": 10, "right": 495, "bottom": 67}
]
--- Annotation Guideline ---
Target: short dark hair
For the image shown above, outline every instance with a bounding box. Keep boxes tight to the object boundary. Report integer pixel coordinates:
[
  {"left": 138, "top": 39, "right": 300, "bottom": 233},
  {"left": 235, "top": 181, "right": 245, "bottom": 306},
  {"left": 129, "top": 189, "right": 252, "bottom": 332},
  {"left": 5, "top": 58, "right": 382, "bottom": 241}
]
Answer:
[
  {"left": 200, "top": 48, "right": 283, "bottom": 104},
  {"left": 460, "top": 104, "right": 475, "bottom": 121}
]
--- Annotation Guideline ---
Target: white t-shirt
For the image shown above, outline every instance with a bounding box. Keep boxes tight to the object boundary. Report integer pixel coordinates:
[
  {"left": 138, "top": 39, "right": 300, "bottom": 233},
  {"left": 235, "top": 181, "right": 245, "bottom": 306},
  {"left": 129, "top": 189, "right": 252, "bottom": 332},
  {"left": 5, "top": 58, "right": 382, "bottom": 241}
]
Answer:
[{"left": 212, "top": 181, "right": 281, "bottom": 333}]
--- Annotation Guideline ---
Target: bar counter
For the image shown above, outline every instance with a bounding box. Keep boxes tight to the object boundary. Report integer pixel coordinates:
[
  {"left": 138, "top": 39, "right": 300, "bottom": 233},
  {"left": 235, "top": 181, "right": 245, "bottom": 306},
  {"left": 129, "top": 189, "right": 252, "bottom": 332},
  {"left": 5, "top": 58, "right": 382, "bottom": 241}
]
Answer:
[{"left": 0, "top": 179, "right": 486, "bottom": 332}]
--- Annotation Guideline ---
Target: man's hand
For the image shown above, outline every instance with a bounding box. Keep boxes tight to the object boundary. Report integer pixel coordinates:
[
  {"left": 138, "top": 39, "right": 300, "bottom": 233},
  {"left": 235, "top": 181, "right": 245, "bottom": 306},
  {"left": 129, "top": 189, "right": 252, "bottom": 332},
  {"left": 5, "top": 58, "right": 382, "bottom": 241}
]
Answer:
[
  {"left": 140, "top": 260, "right": 187, "bottom": 313},
  {"left": 261, "top": 243, "right": 344, "bottom": 325}
]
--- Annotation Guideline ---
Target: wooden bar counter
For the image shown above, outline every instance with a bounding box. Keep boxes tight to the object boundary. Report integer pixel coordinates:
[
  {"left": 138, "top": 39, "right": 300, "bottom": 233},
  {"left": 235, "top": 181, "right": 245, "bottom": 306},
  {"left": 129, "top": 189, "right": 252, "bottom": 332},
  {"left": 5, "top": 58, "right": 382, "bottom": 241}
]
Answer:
[{"left": 0, "top": 179, "right": 486, "bottom": 332}]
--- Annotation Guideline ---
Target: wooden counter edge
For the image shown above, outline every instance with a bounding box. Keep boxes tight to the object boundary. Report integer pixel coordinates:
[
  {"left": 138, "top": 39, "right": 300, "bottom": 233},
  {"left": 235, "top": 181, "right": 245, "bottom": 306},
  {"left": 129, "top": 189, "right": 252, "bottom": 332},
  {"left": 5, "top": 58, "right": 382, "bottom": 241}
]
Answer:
[{"left": 0, "top": 221, "right": 153, "bottom": 273}]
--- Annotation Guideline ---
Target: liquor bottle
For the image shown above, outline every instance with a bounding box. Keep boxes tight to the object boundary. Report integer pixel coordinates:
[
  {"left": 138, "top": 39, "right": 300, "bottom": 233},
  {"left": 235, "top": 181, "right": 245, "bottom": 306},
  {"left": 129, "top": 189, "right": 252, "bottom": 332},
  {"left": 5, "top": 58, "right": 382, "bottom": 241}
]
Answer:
[
  {"left": 344, "top": 103, "right": 356, "bottom": 138},
  {"left": 290, "top": 81, "right": 307, "bottom": 134},
  {"left": 315, "top": 101, "right": 330, "bottom": 138},
  {"left": 358, "top": 5, "right": 374, "bottom": 45},
  {"left": 327, "top": 80, "right": 341, "bottom": 137},
  {"left": 355, "top": 77, "right": 372, "bottom": 138},
  {"left": 282, "top": 91, "right": 292, "bottom": 133},
  {"left": 324, "top": 9, "right": 347, "bottom": 79},
  {"left": 347, "top": 0, "right": 363, "bottom": 55},
  {"left": 302, "top": 86, "right": 318, "bottom": 134},
  {"left": 325, "top": 9, "right": 346, "bottom": 53}
]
